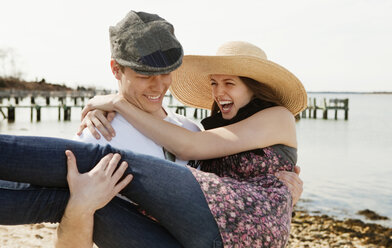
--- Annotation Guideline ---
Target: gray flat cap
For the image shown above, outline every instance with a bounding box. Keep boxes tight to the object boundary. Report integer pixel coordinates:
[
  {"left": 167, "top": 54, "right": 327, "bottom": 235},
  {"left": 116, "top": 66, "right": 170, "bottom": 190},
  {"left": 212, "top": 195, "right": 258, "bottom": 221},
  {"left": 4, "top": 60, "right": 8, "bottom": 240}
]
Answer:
[{"left": 109, "top": 11, "right": 183, "bottom": 75}]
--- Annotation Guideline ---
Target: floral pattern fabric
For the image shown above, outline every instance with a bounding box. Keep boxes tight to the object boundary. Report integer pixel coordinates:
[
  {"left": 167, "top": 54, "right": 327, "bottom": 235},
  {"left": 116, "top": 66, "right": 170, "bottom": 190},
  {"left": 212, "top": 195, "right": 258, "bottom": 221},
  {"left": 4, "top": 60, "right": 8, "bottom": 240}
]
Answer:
[{"left": 189, "top": 145, "right": 296, "bottom": 248}]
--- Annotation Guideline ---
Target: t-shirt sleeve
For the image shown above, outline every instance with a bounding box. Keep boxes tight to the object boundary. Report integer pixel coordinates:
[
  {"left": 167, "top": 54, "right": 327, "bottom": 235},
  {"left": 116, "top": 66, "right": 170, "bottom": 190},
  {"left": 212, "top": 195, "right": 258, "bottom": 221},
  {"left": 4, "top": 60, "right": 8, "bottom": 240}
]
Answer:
[
  {"left": 174, "top": 114, "right": 204, "bottom": 132},
  {"left": 72, "top": 127, "right": 109, "bottom": 146}
]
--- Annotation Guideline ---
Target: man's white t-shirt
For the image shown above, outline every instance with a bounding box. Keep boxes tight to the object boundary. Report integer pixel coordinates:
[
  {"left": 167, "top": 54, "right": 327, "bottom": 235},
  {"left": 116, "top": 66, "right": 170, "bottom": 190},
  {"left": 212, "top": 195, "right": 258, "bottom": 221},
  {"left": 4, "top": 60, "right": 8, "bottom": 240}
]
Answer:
[
  {"left": 74, "top": 107, "right": 201, "bottom": 165},
  {"left": 74, "top": 107, "right": 201, "bottom": 203}
]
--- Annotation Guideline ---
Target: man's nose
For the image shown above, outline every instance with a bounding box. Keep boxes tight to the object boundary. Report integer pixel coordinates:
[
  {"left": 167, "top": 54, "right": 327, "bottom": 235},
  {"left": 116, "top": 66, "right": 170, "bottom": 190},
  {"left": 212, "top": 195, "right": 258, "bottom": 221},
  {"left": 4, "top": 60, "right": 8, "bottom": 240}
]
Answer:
[
  {"left": 150, "top": 77, "right": 164, "bottom": 91},
  {"left": 151, "top": 74, "right": 171, "bottom": 90}
]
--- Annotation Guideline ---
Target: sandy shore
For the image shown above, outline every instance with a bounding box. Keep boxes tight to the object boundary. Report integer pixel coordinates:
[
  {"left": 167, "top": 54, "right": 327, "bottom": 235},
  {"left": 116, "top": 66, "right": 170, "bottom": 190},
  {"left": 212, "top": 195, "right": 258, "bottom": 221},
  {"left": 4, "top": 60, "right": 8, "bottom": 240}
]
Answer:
[
  {"left": 288, "top": 210, "right": 392, "bottom": 248},
  {"left": 1, "top": 210, "right": 391, "bottom": 248},
  {"left": 0, "top": 223, "right": 57, "bottom": 248}
]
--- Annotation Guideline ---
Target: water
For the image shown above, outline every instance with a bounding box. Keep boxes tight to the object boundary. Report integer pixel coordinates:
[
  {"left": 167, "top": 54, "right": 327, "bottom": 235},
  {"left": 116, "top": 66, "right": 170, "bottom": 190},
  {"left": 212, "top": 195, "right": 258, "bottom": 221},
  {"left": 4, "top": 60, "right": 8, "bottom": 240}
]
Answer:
[
  {"left": 1, "top": 93, "right": 391, "bottom": 226},
  {"left": 296, "top": 93, "right": 392, "bottom": 227}
]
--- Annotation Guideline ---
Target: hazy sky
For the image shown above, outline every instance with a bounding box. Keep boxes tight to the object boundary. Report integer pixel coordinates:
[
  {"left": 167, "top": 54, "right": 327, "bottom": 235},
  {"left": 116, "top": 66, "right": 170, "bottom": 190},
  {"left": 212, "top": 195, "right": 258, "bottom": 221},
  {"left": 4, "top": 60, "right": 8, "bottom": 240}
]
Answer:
[{"left": 1, "top": 0, "right": 391, "bottom": 92}]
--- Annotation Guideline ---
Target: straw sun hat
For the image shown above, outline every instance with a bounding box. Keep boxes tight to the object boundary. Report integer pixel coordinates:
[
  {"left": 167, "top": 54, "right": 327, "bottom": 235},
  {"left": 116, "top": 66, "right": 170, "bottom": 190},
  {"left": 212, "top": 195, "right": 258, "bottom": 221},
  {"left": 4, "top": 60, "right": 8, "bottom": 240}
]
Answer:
[{"left": 170, "top": 41, "right": 307, "bottom": 115}]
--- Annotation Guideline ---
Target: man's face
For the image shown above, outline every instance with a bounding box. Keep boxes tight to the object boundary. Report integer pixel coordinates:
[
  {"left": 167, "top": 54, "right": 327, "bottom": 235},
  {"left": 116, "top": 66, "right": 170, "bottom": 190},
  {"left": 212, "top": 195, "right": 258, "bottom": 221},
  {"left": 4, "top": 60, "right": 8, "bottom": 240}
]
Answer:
[{"left": 117, "top": 65, "right": 171, "bottom": 118}]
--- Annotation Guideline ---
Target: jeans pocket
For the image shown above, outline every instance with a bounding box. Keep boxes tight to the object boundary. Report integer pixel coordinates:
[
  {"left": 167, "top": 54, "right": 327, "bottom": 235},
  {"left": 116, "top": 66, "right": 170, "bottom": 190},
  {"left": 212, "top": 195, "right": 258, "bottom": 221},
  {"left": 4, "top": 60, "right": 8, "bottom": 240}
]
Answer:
[
  {"left": 0, "top": 180, "right": 31, "bottom": 190},
  {"left": 213, "top": 233, "right": 223, "bottom": 248}
]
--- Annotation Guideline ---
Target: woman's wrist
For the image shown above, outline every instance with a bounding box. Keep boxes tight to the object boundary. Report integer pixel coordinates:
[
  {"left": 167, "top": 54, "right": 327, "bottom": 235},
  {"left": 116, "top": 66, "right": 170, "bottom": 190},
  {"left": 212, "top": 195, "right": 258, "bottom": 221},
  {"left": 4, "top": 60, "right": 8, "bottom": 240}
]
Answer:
[
  {"left": 112, "top": 95, "right": 125, "bottom": 112},
  {"left": 114, "top": 95, "right": 135, "bottom": 113}
]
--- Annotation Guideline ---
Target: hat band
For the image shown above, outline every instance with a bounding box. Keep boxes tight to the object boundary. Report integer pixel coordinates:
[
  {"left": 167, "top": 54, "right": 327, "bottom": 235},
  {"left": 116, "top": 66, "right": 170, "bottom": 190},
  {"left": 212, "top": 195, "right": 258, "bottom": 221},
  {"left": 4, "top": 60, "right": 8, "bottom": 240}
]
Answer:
[{"left": 139, "top": 48, "right": 182, "bottom": 68}]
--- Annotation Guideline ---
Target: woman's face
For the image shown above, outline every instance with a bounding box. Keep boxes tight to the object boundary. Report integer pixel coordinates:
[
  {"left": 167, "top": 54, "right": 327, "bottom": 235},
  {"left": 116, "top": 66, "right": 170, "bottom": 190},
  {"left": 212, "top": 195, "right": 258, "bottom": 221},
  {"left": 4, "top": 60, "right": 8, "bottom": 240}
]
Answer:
[{"left": 210, "top": 74, "right": 254, "bottom": 120}]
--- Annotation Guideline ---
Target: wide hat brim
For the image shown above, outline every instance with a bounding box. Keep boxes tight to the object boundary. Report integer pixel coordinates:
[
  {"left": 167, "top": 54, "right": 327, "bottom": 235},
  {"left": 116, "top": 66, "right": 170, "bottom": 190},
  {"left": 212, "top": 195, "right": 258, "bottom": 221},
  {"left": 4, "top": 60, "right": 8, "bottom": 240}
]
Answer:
[{"left": 170, "top": 55, "right": 307, "bottom": 116}]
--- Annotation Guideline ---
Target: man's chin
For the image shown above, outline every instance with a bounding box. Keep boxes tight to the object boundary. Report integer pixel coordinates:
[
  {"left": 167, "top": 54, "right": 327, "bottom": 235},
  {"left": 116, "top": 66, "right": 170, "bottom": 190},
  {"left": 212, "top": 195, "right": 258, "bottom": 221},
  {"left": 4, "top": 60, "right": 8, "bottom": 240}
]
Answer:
[{"left": 143, "top": 106, "right": 166, "bottom": 118}]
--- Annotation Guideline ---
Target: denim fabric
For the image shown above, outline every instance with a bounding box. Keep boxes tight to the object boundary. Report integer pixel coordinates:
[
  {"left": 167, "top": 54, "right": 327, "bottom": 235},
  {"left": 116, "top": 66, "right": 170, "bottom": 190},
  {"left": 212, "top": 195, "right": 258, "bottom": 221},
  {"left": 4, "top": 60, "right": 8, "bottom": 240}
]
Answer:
[
  {"left": 0, "top": 135, "right": 222, "bottom": 247},
  {"left": 0, "top": 184, "right": 182, "bottom": 247}
]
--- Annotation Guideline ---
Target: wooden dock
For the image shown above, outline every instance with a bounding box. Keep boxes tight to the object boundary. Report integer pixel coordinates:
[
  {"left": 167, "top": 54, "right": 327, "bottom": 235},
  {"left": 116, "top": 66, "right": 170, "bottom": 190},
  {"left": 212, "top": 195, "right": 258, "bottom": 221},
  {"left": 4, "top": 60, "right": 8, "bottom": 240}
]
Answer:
[
  {"left": 301, "top": 97, "right": 349, "bottom": 120},
  {"left": 1, "top": 91, "right": 349, "bottom": 122},
  {"left": 0, "top": 90, "right": 210, "bottom": 122},
  {"left": 0, "top": 104, "right": 85, "bottom": 122},
  {"left": 0, "top": 89, "right": 110, "bottom": 122},
  {"left": 167, "top": 105, "right": 210, "bottom": 119}
]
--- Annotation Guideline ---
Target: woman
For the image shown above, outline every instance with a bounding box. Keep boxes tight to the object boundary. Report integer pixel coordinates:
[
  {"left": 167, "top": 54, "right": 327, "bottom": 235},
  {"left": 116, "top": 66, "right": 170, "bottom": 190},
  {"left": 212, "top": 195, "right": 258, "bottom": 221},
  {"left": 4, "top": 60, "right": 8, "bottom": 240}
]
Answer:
[
  {"left": 0, "top": 41, "right": 306, "bottom": 247},
  {"left": 79, "top": 41, "right": 308, "bottom": 247}
]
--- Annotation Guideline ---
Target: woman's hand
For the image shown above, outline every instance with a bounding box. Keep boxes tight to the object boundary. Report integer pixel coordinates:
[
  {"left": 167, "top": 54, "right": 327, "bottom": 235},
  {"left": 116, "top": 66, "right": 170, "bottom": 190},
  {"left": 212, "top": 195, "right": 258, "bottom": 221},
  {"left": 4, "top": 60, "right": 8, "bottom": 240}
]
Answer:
[
  {"left": 81, "top": 94, "right": 121, "bottom": 120},
  {"left": 77, "top": 110, "right": 116, "bottom": 141},
  {"left": 64, "top": 150, "right": 133, "bottom": 214},
  {"left": 275, "top": 165, "right": 303, "bottom": 206}
]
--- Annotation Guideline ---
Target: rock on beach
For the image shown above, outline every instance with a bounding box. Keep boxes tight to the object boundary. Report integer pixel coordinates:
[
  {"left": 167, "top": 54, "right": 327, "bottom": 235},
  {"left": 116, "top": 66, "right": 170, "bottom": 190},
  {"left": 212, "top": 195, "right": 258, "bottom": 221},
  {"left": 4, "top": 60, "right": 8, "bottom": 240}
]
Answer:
[{"left": 288, "top": 210, "right": 392, "bottom": 248}]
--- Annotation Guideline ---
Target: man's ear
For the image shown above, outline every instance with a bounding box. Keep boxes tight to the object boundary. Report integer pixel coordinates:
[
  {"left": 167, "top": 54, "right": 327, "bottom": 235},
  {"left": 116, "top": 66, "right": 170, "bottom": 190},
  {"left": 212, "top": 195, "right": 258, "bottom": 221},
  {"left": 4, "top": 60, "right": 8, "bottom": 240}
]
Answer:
[{"left": 110, "top": 59, "right": 121, "bottom": 80}]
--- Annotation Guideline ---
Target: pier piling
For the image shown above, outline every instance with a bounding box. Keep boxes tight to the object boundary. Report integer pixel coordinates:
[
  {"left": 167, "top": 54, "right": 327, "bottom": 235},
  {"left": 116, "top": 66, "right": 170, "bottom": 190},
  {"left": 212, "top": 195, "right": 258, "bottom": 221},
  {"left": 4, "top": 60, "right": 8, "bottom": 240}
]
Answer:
[
  {"left": 36, "top": 106, "right": 41, "bottom": 122},
  {"left": 7, "top": 106, "right": 15, "bottom": 122},
  {"left": 302, "top": 98, "right": 349, "bottom": 120},
  {"left": 30, "top": 106, "right": 34, "bottom": 122},
  {"left": 175, "top": 106, "right": 186, "bottom": 116},
  {"left": 193, "top": 108, "right": 209, "bottom": 119},
  {"left": 0, "top": 108, "right": 6, "bottom": 119},
  {"left": 63, "top": 106, "right": 71, "bottom": 121}
]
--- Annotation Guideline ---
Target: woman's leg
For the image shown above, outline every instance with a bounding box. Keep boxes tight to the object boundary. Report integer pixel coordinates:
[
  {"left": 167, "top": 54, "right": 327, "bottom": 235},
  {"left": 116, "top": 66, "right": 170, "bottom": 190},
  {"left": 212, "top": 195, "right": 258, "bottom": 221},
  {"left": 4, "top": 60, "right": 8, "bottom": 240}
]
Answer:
[
  {"left": 94, "top": 197, "right": 182, "bottom": 248},
  {"left": 0, "top": 134, "right": 222, "bottom": 247},
  {"left": 0, "top": 134, "right": 113, "bottom": 186},
  {"left": 0, "top": 184, "right": 182, "bottom": 248},
  {"left": 0, "top": 184, "right": 68, "bottom": 224},
  {"left": 118, "top": 152, "right": 222, "bottom": 248}
]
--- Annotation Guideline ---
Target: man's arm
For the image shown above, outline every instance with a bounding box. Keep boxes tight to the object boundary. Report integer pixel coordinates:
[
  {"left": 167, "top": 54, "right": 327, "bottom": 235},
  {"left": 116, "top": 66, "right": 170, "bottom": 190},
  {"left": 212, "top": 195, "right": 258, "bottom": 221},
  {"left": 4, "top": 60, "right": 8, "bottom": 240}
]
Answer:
[
  {"left": 55, "top": 151, "right": 132, "bottom": 248},
  {"left": 56, "top": 201, "right": 95, "bottom": 248}
]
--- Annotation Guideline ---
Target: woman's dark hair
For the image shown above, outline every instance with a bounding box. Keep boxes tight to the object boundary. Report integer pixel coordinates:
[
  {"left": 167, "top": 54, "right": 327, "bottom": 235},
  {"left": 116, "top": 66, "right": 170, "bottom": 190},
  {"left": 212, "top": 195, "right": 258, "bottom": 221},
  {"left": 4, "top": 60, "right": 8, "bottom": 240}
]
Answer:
[{"left": 210, "top": 77, "right": 282, "bottom": 115}]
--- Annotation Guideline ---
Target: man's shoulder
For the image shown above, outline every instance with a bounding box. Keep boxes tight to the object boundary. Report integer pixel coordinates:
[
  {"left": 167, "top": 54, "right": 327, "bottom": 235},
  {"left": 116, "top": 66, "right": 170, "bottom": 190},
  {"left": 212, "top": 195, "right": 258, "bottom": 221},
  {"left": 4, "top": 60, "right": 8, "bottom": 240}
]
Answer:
[
  {"left": 110, "top": 113, "right": 136, "bottom": 130},
  {"left": 169, "top": 112, "right": 202, "bottom": 132},
  {"left": 73, "top": 127, "right": 108, "bottom": 145},
  {"left": 73, "top": 113, "right": 136, "bottom": 145}
]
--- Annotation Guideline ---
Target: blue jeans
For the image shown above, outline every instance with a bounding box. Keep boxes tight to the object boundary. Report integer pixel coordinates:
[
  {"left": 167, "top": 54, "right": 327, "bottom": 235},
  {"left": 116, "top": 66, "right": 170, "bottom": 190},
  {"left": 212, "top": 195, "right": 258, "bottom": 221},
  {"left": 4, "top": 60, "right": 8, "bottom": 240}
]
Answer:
[
  {"left": 0, "top": 182, "right": 181, "bottom": 247},
  {"left": 0, "top": 135, "right": 222, "bottom": 248}
]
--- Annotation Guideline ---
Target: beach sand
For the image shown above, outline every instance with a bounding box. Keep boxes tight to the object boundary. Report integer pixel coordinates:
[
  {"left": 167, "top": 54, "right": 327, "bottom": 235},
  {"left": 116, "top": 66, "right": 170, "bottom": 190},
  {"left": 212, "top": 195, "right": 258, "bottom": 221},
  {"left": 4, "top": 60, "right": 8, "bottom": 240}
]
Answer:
[
  {"left": 0, "top": 210, "right": 391, "bottom": 248},
  {"left": 0, "top": 223, "right": 57, "bottom": 248}
]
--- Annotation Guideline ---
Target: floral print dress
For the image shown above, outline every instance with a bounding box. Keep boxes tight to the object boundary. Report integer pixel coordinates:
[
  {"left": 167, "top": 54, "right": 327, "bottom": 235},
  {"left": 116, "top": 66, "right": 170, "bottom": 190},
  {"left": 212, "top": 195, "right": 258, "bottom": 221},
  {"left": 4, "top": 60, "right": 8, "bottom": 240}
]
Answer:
[{"left": 188, "top": 144, "right": 296, "bottom": 248}]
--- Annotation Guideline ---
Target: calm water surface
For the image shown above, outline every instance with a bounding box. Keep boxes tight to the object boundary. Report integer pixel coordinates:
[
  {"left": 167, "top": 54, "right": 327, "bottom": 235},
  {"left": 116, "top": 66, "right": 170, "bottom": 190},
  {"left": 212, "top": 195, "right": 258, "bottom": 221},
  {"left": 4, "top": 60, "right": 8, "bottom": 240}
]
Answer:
[
  {"left": 1, "top": 93, "right": 391, "bottom": 226},
  {"left": 297, "top": 93, "right": 392, "bottom": 227}
]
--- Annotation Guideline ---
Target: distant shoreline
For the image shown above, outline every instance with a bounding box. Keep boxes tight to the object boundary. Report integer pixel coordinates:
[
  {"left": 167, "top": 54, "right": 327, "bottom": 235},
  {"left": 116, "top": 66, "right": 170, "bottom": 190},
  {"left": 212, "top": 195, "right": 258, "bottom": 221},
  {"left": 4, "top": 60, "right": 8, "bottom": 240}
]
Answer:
[
  {"left": 1, "top": 77, "right": 391, "bottom": 94},
  {"left": 308, "top": 91, "right": 392, "bottom": 94}
]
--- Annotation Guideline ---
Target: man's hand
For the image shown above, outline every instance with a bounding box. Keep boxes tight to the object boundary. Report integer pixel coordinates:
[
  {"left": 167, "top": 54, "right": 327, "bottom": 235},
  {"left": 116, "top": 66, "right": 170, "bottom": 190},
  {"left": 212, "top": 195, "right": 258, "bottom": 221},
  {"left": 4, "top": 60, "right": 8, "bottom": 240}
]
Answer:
[
  {"left": 275, "top": 165, "right": 303, "bottom": 206},
  {"left": 65, "top": 150, "right": 133, "bottom": 214},
  {"left": 55, "top": 151, "right": 133, "bottom": 248}
]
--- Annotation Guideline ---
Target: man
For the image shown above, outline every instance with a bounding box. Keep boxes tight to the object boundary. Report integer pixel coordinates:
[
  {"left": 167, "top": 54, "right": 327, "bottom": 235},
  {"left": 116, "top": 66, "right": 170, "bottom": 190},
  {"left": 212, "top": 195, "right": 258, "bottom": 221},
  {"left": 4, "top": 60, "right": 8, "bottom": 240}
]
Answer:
[{"left": 56, "top": 11, "right": 201, "bottom": 247}]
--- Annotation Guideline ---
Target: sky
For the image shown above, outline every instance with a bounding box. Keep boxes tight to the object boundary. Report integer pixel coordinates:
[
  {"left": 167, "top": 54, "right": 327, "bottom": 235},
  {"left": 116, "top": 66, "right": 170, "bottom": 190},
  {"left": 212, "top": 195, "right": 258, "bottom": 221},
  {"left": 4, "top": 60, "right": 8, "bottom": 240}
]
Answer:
[{"left": 1, "top": 0, "right": 391, "bottom": 92}]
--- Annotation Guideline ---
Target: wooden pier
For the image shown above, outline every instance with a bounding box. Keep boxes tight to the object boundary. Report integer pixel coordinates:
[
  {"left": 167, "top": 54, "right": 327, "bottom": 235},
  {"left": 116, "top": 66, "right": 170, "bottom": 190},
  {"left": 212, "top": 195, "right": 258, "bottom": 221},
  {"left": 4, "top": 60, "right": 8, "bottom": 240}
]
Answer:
[
  {"left": 1, "top": 90, "right": 349, "bottom": 122},
  {"left": 0, "top": 104, "right": 85, "bottom": 122},
  {"left": 167, "top": 105, "right": 210, "bottom": 119},
  {"left": 164, "top": 94, "right": 210, "bottom": 119},
  {"left": 301, "top": 98, "right": 349, "bottom": 120},
  {"left": 0, "top": 89, "right": 109, "bottom": 122},
  {"left": 0, "top": 90, "right": 210, "bottom": 122}
]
